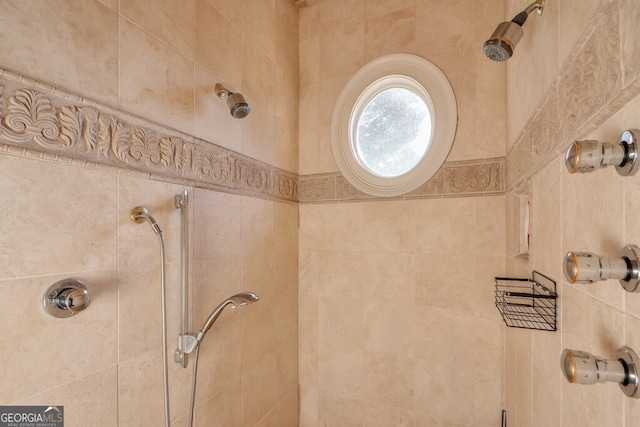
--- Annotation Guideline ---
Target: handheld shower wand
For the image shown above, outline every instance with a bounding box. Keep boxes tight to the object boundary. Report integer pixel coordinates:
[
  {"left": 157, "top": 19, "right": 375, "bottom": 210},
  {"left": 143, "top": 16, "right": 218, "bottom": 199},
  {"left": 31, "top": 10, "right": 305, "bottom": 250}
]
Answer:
[
  {"left": 182, "top": 292, "right": 259, "bottom": 427},
  {"left": 177, "top": 292, "right": 260, "bottom": 355},
  {"left": 196, "top": 292, "right": 259, "bottom": 343}
]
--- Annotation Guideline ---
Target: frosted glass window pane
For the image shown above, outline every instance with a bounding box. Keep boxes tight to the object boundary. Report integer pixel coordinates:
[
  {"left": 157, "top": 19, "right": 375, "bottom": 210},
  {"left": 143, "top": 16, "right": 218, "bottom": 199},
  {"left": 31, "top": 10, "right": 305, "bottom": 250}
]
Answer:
[{"left": 355, "top": 88, "right": 432, "bottom": 177}]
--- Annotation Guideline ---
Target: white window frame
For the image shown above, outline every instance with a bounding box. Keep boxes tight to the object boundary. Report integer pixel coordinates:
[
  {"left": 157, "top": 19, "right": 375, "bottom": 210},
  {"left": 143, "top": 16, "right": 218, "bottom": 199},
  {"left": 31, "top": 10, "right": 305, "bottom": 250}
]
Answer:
[{"left": 331, "top": 53, "right": 457, "bottom": 197}]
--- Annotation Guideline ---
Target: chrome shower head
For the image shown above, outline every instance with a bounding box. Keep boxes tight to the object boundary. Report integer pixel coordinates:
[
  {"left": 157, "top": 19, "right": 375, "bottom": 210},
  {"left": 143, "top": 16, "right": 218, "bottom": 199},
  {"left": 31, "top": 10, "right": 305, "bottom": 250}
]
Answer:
[
  {"left": 196, "top": 292, "right": 259, "bottom": 343},
  {"left": 215, "top": 83, "right": 251, "bottom": 119},
  {"left": 483, "top": 0, "right": 545, "bottom": 62},
  {"left": 131, "top": 206, "right": 162, "bottom": 235}
]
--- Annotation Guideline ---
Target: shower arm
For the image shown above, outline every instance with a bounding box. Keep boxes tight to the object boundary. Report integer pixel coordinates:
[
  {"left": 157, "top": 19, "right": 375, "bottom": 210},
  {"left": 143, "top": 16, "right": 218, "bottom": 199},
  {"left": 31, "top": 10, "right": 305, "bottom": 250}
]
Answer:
[{"left": 523, "top": 0, "right": 544, "bottom": 16}]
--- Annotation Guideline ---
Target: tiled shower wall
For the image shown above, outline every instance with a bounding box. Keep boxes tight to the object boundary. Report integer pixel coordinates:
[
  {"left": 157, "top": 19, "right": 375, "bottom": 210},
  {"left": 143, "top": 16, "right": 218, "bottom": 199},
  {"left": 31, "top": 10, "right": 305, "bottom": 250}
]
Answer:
[
  {"left": 0, "top": 1, "right": 299, "bottom": 426},
  {"left": 298, "top": 1, "right": 508, "bottom": 425},
  {"left": 504, "top": 0, "right": 640, "bottom": 426}
]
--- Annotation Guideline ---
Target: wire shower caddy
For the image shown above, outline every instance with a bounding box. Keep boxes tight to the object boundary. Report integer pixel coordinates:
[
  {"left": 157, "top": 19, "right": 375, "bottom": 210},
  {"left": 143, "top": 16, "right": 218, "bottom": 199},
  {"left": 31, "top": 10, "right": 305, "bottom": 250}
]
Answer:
[{"left": 494, "top": 271, "right": 557, "bottom": 331}]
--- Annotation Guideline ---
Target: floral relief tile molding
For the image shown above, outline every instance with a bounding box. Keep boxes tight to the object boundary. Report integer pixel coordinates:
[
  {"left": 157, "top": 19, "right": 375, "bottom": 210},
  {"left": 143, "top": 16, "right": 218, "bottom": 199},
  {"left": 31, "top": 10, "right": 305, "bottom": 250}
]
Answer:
[
  {"left": 0, "top": 67, "right": 503, "bottom": 203},
  {"left": 0, "top": 68, "right": 298, "bottom": 202},
  {"left": 299, "top": 159, "right": 504, "bottom": 203}
]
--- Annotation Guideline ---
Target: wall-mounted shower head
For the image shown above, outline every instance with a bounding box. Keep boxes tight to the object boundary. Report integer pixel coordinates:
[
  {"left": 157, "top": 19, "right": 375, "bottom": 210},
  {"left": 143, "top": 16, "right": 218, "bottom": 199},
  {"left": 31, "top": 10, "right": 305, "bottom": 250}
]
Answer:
[
  {"left": 131, "top": 206, "right": 162, "bottom": 235},
  {"left": 483, "top": 0, "right": 545, "bottom": 62},
  {"left": 196, "top": 292, "right": 259, "bottom": 343},
  {"left": 215, "top": 83, "right": 251, "bottom": 119}
]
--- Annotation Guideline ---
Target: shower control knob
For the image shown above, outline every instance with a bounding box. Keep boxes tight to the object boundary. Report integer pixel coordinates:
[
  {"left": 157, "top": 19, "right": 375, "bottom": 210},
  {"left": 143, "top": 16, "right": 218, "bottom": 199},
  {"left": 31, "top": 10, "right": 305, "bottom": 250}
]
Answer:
[
  {"left": 564, "top": 129, "right": 640, "bottom": 176},
  {"left": 43, "top": 278, "right": 91, "bottom": 318},
  {"left": 563, "top": 246, "right": 640, "bottom": 292},
  {"left": 561, "top": 347, "right": 640, "bottom": 398}
]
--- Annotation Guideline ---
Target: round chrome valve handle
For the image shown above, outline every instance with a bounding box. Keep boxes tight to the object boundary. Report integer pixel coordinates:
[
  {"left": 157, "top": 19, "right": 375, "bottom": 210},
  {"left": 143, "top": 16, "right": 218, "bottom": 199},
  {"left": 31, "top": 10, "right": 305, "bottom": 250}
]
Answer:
[
  {"left": 43, "top": 278, "right": 90, "bottom": 318},
  {"left": 564, "top": 129, "right": 640, "bottom": 176},
  {"left": 563, "top": 245, "right": 640, "bottom": 293}
]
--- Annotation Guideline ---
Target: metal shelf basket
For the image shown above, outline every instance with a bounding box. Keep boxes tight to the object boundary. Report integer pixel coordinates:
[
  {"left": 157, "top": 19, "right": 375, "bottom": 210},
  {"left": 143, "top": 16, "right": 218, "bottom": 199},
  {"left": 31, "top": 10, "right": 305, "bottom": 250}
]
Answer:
[{"left": 495, "top": 271, "right": 557, "bottom": 331}]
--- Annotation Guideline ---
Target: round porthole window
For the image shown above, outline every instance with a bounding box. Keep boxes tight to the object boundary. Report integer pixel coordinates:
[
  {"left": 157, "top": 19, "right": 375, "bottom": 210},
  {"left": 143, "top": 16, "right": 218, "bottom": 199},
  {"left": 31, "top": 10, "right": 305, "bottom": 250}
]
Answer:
[{"left": 331, "top": 54, "right": 457, "bottom": 197}]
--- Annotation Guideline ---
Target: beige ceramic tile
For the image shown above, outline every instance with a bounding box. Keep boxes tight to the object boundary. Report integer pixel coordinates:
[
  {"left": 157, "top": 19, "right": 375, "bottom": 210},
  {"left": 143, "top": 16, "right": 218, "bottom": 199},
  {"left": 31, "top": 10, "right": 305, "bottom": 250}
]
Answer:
[
  {"left": 474, "top": 48, "right": 507, "bottom": 159},
  {"left": 275, "top": 391, "right": 299, "bottom": 427},
  {"left": 275, "top": 251, "right": 298, "bottom": 350},
  {"left": 411, "top": 198, "right": 476, "bottom": 254},
  {"left": 15, "top": 366, "right": 118, "bottom": 427},
  {"left": 318, "top": 294, "right": 365, "bottom": 358},
  {"left": 318, "top": 23, "right": 366, "bottom": 81},
  {"left": 415, "top": 252, "right": 475, "bottom": 311},
  {"left": 275, "top": 116, "right": 299, "bottom": 173},
  {"left": 363, "top": 404, "right": 414, "bottom": 427},
  {"left": 241, "top": 101, "right": 276, "bottom": 164},
  {"left": 474, "top": 318, "right": 504, "bottom": 427},
  {"left": 625, "top": 315, "right": 640, "bottom": 426},
  {"left": 193, "top": 188, "right": 242, "bottom": 259},
  {"left": 243, "top": 355, "right": 277, "bottom": 427},
  {"left": 194, "top": 0, "right": 243, "bottom": 91},
  {"left": 242, "top": 39, "right": 277, "bottom": 114},
  {"left": 242, "top": 0, "right": 278, "bottom": 60},
  {"left": 119, "top": 18, "right": 194, "bottom": 135},
  {"left": 557, "top": 0, "right": 601, "bottom": 64},
  {"left": 301, "top": 201, "right": 415, "bottom": 253},
  {"left": 204, "top": 0, "right": 242, "bottom": 27},
  {"left": 0, "top": 0, "right": 118, "bottom": 105},
  {"left": 194, "top": 381, "right": 243, "bottom": 426},
  {"left": 121, "top": 0, "right": 194, "bottom": 59},
  {"left": 274, "top": 201, "right": 297, "bottom": 255},
  {"left": 0, "top": 271, "right": 117, "bottom": 403},
  {"left": 363, "top": 350, "right": 414, "bottom": 410},
  {"left": 242, "top": 288, "right": 276, "bottom": 369},
  {"left": 117, "top": 175, "right": 185, "bottom": 268},
  {"left": 531, "top": 364, "right": 561, "bottom": 427},
  {"left": 97, "top": 0, "right": 118, "bottom": 12},
  {"left": 561, "top": 163, "right": 625, "bottom": 310},
  {"left": 0, "top": 156, "right": 117, "bottom": 279},
  {"left": 414, "top": 309, "right": 483, "bottom": 422},
  {"left": 193, "top": 66, "right": 242, "bottom": 152},
  {"left": 364, "top": 7, "right": 416, "bottom": 61},
  {"left": 504, "top": 328, "right": 519, "bottom": 422},
  {"left": 309, "top": 0, "right": 364, "bottom": 35},
  {"left": 476, "top": 196, "right": 506, "bottom": 256},
  {"left": 193, "top": 257, "right": 242, "bottom": 326},
  {"left": 118, "top": 265, "right": 170, "bottom": 362},
  {"left": 531, "top": 157, "right": 562, "bottom": 280},
  {"left": 422, "top": 49, "right": 476, "bottom": 162},
  {"left": 118, "top": 352, "right": 160, "bottom": 427},
  {"left": 254, "top": 410, "right": 277, "bottom": 427},
  {"left": 275, "top": 42, "right": 299, "bottom": 123},
  {"left": 415, "top": 0, "right": 476, "bottom": 58},
  {"left": 365, "top": 0, "right": 416, "bottom": 20},
  {"left": 241, "top": 197, "right": 276, "bottom": 255},
  {"left": 475, "top": 255, "right": 505, "bottom": 321},
  {"left": 276, "top": 341, "right": 299, "bottom": 402},
  {"left": 317, "top": 350, "right": 364, "bottom": 425},
  {"left": 621, "top": 0, "right": 640, "bottom": 85},
  {"left": 193, "top": 316, "right": 243, "bottom": 404},
  {"left": 300, "top": 36, "right": 320, "bottom": 85},
  {"left": 514, "top": 338, "right": 533, "bottom": 427}
]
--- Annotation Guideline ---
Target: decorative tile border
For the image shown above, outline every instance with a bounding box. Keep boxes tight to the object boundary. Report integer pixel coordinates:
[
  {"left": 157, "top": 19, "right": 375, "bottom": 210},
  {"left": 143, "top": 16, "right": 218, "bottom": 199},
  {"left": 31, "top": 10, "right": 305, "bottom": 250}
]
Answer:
[
  {"left": 299, "top": 158, "right": 504, "bottom": 203},
  {"left": 506, "top": 0, "right": 640, "bottom": 191},
  {"left": 0, "top": 67, "right": 505, "bottom": 204},
  {"left": 0, "top": 68, "right": 298, "bottom": 202}
]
